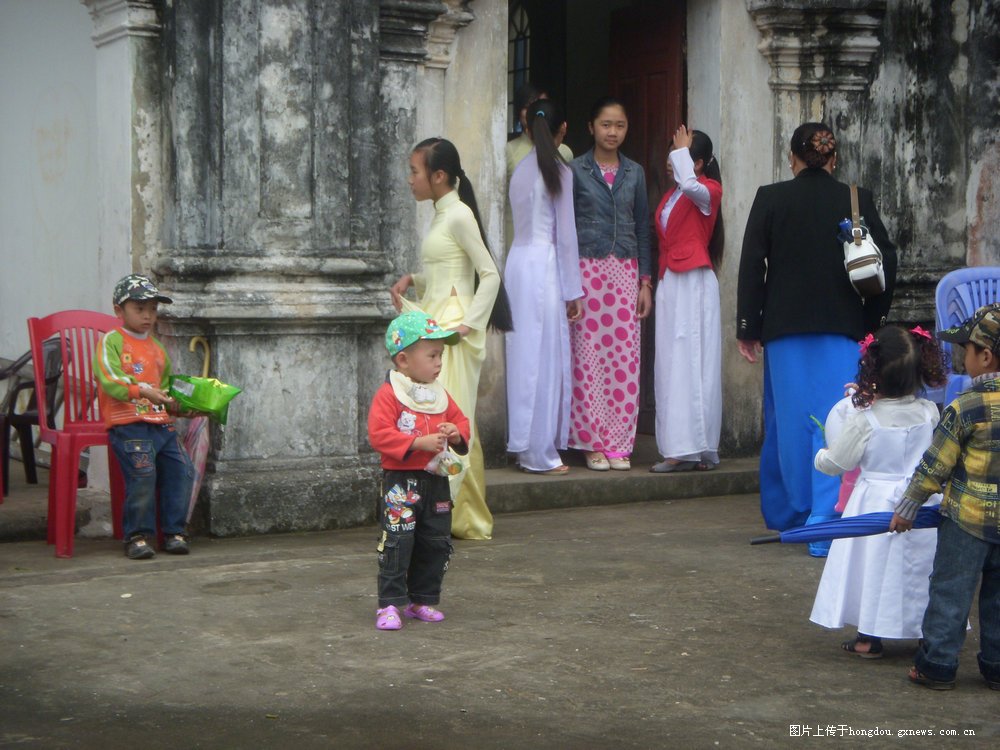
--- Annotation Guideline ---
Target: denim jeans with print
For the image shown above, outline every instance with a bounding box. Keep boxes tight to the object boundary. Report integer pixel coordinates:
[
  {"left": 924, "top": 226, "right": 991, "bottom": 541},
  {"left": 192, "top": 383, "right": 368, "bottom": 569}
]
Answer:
[
  {"left": 108, "top": 422, "right": 193, "bottom": 541},
  {"left": 915, "top": 517, "right": 1000, "bottom": 684},
  {"left": 377, "top": 470, "right": 453, "bottom": 608}
]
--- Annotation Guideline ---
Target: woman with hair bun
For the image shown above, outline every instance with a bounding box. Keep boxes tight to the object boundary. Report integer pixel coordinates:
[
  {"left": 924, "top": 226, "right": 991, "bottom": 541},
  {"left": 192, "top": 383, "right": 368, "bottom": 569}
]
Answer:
[
  {"left": 736, "top": 122, "right": 898, "bottom": 556},
  {"left": 505, "top": 99, "right": 583, "bottom": 475}
]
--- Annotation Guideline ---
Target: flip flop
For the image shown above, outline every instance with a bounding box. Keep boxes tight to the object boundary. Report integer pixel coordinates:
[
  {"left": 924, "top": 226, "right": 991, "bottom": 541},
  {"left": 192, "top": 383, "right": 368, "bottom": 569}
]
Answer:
[
  {"left": 519, "top": 464, "right": 570, "bottom": 476},
  {"left": 650, "top": 460, "right": 698, "bottom": 473}
]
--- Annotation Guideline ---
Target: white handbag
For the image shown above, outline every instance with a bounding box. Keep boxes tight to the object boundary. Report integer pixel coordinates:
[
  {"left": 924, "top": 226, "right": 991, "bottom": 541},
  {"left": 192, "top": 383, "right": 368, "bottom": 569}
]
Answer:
[{"left": 843, "top": 184, "right": 885, "bottom": 298}]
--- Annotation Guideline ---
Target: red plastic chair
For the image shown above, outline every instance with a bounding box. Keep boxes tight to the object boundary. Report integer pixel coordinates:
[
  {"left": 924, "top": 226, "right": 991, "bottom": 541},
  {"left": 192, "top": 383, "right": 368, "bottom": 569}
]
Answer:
[{"left": 28, "top": 311, "right": 126, "bottom": 557}]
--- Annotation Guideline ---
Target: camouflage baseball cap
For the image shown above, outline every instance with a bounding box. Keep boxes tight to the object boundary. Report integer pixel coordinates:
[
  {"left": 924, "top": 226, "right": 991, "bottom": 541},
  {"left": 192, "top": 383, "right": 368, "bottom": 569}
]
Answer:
[
  {"left": 385, "top": 311, "right": 460, "bottom": 357},
  {"left": 938, "top": 303, "right": 1000, "bottom": 352},
  {"left": 113, "top": 274, "right": 173, "bottom": 306}
]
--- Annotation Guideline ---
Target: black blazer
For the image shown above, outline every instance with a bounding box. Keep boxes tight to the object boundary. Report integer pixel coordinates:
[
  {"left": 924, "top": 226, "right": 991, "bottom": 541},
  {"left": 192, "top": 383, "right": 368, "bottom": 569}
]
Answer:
[{"left": 736, "top": 168, "right": 897, "bottom": 344}]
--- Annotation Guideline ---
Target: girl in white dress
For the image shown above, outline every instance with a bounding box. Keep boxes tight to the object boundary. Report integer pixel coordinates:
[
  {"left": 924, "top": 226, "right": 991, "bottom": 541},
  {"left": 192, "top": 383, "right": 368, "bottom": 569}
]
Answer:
[
  {"left": 505, "top": 99, "right": 584, "bottom": 474},
  {"left": 810, "top": 325, "right": 947, "bottom": 657}
]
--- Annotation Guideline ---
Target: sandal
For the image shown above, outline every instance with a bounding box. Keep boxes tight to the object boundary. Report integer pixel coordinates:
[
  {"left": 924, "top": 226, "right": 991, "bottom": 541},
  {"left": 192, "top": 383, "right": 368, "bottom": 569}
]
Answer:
[
  {"left": 608, "top": 456, "right": 631, "bottom": 471},
  {"left": 519, "top": 464, "right": 569, "bottom": 476},
  {"left": 650, "top": 459, "right": 697, "bottom": 473},
  {"left": 841, "top": 635, "right": 884, "bottom": 659},
  {"left": 694, "top": 461, "right": 717, "bottom": 472},
  {"left": 404, "top": 603, "right": 445, "bottom": 622},
  {"left": 908, "top": 666, "right": 955, "bottom": 690},
  {"left": 376, "top": 605, "right": 402, "bottom": 631},
  {"left": 584, "top": 452, "right": 610, "bottom": 471}
]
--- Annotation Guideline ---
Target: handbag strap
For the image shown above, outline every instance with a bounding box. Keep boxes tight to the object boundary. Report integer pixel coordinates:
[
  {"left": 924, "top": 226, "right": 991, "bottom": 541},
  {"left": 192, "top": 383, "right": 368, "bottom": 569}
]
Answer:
[{"left": 850, "top": 184, "right": 863, "bottom": 246}]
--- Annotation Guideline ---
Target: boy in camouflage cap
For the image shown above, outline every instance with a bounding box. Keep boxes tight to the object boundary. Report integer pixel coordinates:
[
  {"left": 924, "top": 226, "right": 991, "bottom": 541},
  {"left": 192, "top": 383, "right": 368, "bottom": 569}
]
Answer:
[
  {"left": 892, "top": 303, "right": 1000, "bottom": 690},
  {"left": 95, "top": 274, "right": 194, "bottom": 559}
]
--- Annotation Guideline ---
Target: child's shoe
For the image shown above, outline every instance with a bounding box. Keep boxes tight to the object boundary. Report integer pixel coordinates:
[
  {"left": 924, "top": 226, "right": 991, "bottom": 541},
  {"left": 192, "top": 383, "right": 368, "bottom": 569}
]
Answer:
[
  {"left": 403, "top": 603, "right": 445, "bottom": 622},
  {"left": 163, "top": 534, "right": 190, "bottom": 555},
  {"left": 125, "top": 535, "right": 155, "bottom": 560},
  {"left": 376, "top": 605, "right": 402, "bottom": 631}
]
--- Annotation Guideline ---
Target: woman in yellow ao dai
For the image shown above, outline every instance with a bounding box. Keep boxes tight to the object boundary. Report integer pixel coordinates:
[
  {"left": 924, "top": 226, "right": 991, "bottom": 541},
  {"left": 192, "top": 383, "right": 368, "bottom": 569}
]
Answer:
[{"left": 390, "top": 138, "right": 505, "bottom": 540}]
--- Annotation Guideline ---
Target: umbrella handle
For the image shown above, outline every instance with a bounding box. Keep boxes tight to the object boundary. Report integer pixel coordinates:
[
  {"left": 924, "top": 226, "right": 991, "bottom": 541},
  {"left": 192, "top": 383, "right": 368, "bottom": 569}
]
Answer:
[
  {"left": 749, "top": 534, "right": 782, "bottom": 545},
  {"left": 189, "top": 336, "right": 211, "bottom": 378}
]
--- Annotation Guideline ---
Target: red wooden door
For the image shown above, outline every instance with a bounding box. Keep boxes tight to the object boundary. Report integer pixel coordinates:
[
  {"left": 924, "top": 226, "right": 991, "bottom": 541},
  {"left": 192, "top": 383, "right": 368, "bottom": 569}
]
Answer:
[{"left": 608, "top": 0, "right": 686, "bottom": 435}]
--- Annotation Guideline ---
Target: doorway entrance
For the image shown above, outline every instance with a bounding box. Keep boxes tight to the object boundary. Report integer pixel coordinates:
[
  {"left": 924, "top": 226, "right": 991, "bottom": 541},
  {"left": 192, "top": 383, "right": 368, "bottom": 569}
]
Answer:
[{"left": 507, "top": 0, "right": 687, "bottom": 435}]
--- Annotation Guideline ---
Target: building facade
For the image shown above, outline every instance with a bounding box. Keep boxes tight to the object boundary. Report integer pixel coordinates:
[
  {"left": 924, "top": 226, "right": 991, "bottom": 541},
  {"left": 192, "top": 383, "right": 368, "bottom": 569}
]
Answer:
[{"left": 1, "top": 0, "right": 997, "bottom": 535}]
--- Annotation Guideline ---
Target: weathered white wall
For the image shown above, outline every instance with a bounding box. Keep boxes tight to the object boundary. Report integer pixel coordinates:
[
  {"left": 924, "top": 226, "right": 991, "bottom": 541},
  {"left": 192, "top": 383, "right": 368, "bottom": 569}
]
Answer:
[
  {"left": 688, "top": 0, "right": 772, "bottom": 453},
  {"left": 0, "top": 0, "right": 99, "bottom": 357},
  {"left": 414, "top": 0, "right": 510, "bottom": 463}
]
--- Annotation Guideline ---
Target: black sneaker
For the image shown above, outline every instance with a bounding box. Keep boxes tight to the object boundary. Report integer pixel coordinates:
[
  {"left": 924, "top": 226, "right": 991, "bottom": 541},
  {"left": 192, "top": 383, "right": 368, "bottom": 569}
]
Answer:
[
  {"left": 125, "top": 536, "right": 155, "bottom": 560},
  {"left": 163, "top": 534, "right": 190, "bottom": 555}
]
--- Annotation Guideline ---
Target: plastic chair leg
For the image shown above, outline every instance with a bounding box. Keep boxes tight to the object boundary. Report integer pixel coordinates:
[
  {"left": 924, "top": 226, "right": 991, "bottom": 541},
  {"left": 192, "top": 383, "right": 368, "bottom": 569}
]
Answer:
[
  {"left": 51, "top": 438, "right": 80, "bottom": 558},
  {"left": 0, "top": 416, "right": 8, "bottom": 499},
  {"left": 14, "top": 423, "right": 37, "bottom": 484}
]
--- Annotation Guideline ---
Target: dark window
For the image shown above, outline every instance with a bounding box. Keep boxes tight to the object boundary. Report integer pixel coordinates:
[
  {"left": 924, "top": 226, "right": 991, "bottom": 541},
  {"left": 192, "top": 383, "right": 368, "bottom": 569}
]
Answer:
[{"left": 508, "top": 2, "right": 530, "bottom": 135}]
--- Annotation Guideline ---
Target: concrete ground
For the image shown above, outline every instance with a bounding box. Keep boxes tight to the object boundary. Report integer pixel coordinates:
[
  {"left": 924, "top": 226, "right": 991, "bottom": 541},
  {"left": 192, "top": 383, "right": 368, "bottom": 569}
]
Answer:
[{"left": 1, "top": 481, "right": 997, "bottom": 748}]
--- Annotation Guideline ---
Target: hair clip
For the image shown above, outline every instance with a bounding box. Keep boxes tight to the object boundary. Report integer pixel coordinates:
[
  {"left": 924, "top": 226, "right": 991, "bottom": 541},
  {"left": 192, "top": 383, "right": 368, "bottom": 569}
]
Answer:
[
  {"left": 535, "top": 110, "right": 546, "bottom": 117},
  {"left": 859, "top": 333, "right": 876, "bottom": 355},
  {"left": 910, "top": 325, "right": 933, "bottom": 340}
]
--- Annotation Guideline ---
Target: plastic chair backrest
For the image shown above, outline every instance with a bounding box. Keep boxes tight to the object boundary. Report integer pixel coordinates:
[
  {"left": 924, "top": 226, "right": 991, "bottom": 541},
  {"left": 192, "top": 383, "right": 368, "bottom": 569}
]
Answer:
[
  {"left": 935, "top": 267, "right": 1000, "bottom": 331},
  {"left": 27, "top": 311, "right": 120, "bottom": 438}
]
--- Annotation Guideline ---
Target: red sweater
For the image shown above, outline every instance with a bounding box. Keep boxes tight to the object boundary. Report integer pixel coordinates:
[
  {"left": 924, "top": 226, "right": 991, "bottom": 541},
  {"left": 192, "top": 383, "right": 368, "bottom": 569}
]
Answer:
[
  {"left": 655, "top": 176, "right": 722, "bottom": 276},
  {"left": 367, "top": 381, "right": 470, "bottom": 471}
]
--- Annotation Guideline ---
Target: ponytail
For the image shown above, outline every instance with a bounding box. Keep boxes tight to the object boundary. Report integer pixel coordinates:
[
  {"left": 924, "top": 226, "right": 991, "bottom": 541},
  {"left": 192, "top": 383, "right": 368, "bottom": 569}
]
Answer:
[
  {"left": 527, "top": 99, "right": 567, "bottom": 197},
  {"left": 412, "top": 138, "right": 514, "bottom": 332},
  {"left": 689, "top": 129, "right": 725, "bottom": 269}
]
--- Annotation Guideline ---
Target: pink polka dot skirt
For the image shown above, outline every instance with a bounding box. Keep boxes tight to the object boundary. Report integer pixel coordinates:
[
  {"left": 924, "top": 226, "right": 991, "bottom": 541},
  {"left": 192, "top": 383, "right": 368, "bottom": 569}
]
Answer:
[{"left": 568, "top": 256, "right": 641, "bottom": 456}]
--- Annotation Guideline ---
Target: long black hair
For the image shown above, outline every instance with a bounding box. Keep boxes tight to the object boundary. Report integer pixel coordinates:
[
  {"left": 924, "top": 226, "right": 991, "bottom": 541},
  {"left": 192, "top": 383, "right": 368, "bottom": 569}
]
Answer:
[
  {"left": 412, "top": 138, "right": 514, "bottom": 333},
  {"left": 688, "top": 129, "right": 725, "bottom": 269},
  {"left": 526, "top": 99, "right": 567, "bottom": 196}
]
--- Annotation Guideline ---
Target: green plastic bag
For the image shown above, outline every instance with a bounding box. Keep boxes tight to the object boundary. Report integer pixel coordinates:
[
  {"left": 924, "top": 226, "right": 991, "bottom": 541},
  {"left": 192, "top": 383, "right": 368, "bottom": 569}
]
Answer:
[{"left": 168, "top": 375, "right": 241, "bottom": 424}]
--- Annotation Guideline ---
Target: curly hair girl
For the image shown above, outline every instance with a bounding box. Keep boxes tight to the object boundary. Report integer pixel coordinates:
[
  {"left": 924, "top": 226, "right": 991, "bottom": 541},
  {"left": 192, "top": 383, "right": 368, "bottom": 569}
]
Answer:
[{"left": 852, "top": 325, "right": 947, "bottom": 408}]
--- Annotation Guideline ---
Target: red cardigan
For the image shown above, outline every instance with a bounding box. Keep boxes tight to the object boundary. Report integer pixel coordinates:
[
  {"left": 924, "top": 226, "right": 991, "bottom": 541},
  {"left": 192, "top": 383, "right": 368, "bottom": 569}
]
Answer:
[
  {"left": 367, "top": 381, "right": 470, "bottom": 471},
  {"left": 654, "top": 176, "right": 722, "bottom": 276}
]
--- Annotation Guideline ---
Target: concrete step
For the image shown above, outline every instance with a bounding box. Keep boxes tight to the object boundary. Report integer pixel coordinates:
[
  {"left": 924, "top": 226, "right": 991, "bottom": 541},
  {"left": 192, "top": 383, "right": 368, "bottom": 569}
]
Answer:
[
  {"left": 1, "top": 451, "right": 761, "bottom": 542},
  {"left": 486, "top": 455, "right": 760, "bottom": 515}
]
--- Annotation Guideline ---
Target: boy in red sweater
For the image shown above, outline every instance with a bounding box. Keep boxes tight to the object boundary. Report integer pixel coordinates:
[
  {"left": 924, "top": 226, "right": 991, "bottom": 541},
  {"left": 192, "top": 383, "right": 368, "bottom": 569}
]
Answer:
[
  {"left": 95, "top": 275, "right": 194, "bottom": 560},
  {"left": 367, "top": 311, "right": 470, "bottom": 630}
]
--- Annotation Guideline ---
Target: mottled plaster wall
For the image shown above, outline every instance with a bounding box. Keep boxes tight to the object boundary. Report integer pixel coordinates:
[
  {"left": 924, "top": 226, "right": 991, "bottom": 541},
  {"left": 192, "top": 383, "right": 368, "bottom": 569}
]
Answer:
[
  {"left": 157, "top": 0, "right": 390, "bottom": 536},
  {"left": 865, "top": 0, "right": 1000, "bottom": 292}
]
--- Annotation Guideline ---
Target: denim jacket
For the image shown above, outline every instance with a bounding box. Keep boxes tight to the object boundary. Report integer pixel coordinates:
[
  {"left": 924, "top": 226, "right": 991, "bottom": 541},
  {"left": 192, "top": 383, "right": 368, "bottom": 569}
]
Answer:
[{"left": 570, "top": 149, "right": 652, "bottom": 278}]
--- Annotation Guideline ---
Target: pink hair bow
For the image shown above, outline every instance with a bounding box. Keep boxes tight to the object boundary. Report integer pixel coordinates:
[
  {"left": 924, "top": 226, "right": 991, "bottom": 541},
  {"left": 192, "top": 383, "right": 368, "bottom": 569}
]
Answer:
[
  {"left": 910, "top": 325, "right": 933, "bottom": 340},
  {"left": 859, "top": 333, "right": 875, "bottom": 355}
]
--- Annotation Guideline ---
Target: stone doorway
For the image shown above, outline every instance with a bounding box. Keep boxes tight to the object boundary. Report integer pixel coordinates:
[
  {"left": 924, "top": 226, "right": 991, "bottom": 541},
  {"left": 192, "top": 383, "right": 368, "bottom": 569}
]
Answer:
[{"left": 508, "top": 0, "right": 687, "bottom": 436}]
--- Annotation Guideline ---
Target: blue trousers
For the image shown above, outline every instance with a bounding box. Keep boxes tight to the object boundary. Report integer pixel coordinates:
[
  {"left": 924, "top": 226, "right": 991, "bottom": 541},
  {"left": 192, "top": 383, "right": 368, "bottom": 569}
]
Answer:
[
  {"left": 108, "top": 422, "right": 193, "bottom": 541},
  {"left": 915, "top": 518, "right": 1000, "bottom": 684},
  {"left": 761, "top": 335, "right": 858, "bottom": 545}
]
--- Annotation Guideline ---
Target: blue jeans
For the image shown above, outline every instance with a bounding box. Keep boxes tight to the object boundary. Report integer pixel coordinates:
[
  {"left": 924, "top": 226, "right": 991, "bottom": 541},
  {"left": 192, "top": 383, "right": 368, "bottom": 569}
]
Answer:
[
  {"left": 108, "top": 422, "right": 193, "bottom": 540},
  {"left": 915, "top": 518, "right": 1000, "bottom": 684}
]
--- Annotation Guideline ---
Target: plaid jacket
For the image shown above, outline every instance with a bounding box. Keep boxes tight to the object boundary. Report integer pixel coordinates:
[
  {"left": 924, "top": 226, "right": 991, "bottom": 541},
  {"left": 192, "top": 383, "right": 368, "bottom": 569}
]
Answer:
[{"left": 897, "top": 374, "right": 1000, "bottom": 543}]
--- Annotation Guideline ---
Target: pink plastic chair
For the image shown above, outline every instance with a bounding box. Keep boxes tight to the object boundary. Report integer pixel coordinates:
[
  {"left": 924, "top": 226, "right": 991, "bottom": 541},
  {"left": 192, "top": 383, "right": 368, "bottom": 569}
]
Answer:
[{"left": 28, "top": 311, "right": 126, "bottom": 557}]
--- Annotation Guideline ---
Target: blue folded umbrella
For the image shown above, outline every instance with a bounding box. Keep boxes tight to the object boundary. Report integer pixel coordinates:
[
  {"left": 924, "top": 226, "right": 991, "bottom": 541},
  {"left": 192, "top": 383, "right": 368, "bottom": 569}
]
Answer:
[{"left": 750, "top": 506, "right": 942, "bottom": 545}]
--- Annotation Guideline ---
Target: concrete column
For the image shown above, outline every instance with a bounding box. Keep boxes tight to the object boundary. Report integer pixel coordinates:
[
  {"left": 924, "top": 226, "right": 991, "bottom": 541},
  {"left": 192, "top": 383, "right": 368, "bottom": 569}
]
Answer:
[
  {"left": 746, "top": 0, "right": 887, "bottom": 184},
  {"left": 147, "top": 0, "right": 446, "bottom": 536},
  {"left": 81, "top": 0, "right": 161, "bottom": 301}
]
